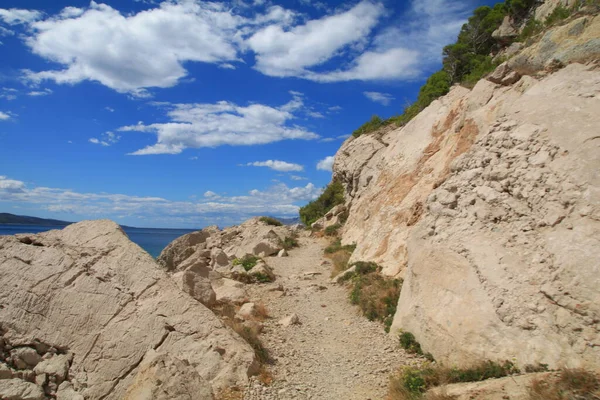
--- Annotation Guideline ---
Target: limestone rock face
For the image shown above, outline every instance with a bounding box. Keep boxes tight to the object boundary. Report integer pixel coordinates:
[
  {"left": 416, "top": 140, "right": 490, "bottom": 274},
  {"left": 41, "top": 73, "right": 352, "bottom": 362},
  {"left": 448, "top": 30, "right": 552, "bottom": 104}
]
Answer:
[
  {"left": 0, "top": 220, "right": 257, "bottom": 399},
  {"left": 334, "top": 61, "right": 600, "bottom": 369},
  {"left": 509, "top": 15, "right": 600, "bottom": 75}
]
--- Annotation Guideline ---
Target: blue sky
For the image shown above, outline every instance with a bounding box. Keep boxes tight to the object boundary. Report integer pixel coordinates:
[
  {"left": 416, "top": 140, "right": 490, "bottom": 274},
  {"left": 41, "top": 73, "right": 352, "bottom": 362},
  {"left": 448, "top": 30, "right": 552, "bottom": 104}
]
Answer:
[{"left": 0, "top": 0, "right": 496, "bottom": 228}]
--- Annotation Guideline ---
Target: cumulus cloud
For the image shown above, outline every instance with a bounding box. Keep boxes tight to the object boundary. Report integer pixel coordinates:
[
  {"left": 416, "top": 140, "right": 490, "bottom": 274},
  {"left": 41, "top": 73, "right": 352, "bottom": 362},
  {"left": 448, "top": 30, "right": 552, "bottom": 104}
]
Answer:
[
  {"left": 0, "top": 176, "right": 25, "bottom": 192},
  {"left": 89, "top": 131, "right": 120, "bottom": 147},
  {"left": 364, "top": 91, "right": 395, "bottom": 105},
  {"left": 0, "top": 174, "right": 321, "bottom": 223},
  {"left": 21, "top": 2, "right": 243, "bottom": 94},
  {"left": 316, "top": 156, "right": 334, "bottom": 171},
  {"left": 0, "top": 8, "right": 42, "bottom": 25},
  {"left": 290, "top": 175, "right": 307, "bottom": 181},
  {"left": 120, "top": 97, "right": 319, "bottom": 155},
  {"left": 246, "top": 160, "right": 303, "bottom": 172},
  {"left": 247, "top": 1, "right": 384, "bottom": 78},
  {"left": 0, "top": 111, "right": 11, "bottom": 120},
  {"left": 8, "top": 0, "right": 473, "bottom": 91}
]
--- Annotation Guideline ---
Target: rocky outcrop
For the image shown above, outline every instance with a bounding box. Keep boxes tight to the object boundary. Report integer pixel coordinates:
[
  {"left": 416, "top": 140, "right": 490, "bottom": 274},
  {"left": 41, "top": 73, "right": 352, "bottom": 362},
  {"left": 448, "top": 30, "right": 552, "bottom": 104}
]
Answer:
[
  {"left": 332, "top": 16, "right": 600, "bottom": 369},
  {"left": 509, "top": 15, "right": 600, "bottom": 75},
  {"left": 0, "top": 220, "right": 257, "bottom": 399},
  {"left": 158, "top": 217, "right": 296, "bottom": 273},
  {"left": 492, "top": 16, "right": 519, "bottom": 42},
  {"left": 310, "top": 205, "right": 347, "bottom": 231}
]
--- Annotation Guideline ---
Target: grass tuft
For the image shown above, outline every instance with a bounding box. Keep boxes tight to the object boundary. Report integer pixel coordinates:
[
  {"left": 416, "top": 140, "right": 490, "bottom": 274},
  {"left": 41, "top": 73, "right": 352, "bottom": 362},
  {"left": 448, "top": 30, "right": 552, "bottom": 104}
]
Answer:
[
  {"left": 529, "top": 368, "right": 600, "bottom": 400},
  {"left": 388, "top": 360, "right": 520, "bottom": 399},
  {"left": 324, "top": 223, "right": 342, "bottom": 237},
  {"left": 259, "top": 216, "right": 283, "bottom": 226},
  {"left": 232, "top": 255, "right": 260, "bottom": 271},
  {"left": 346, "top": 262, "right": 402, "bottom": 332}
]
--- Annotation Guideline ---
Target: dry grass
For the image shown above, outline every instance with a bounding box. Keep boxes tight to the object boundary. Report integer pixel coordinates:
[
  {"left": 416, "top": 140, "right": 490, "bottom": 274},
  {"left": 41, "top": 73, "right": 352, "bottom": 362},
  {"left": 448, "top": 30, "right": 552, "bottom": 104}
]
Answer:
[
  {"left": 213, "top": 303, "right": 271, "bottom": 365},
  {"left": 257, "top": 365, "right": 274, "bottom": 386},
  {"left": 349, "top": 264, "right": 402, "bottom": 332},
  {"left": 253, "top": 302, "right": 269, "bottom": 321},
  {"left": 327, "top": 250, "right": 353, "bottom": 277},
  {"left": 215, "top": 387, "right": 244, "bottom": 400},
  {"left": 528, "top": 368, "right": 600, "bottom": 400},
  {"left": 324, "top": 238, "right": 356, "bottom": 277}
]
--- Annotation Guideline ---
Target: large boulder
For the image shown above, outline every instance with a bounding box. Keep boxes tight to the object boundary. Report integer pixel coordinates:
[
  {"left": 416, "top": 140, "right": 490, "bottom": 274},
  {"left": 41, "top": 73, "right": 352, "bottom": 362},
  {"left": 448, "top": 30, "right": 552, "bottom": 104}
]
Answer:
[
  {"left": 334, "top": 62, "right": 600, "bottom": 369},
  {"left": 0, "top": 220, "right": 257, "bottom": 399}
]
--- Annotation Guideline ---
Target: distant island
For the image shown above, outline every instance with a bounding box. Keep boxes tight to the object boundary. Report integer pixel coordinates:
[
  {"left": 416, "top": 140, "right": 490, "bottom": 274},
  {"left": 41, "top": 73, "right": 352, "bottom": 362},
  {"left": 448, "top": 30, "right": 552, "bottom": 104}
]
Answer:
[{"left": 0, "top": 213, "right": 72, "bottom": 226}]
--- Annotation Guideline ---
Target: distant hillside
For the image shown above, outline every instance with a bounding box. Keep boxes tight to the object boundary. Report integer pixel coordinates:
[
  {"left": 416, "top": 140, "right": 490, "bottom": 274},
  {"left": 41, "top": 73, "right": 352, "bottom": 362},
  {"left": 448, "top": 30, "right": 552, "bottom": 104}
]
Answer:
[{"left": 0, "top": 213, "right": 72, "bottom": 226}]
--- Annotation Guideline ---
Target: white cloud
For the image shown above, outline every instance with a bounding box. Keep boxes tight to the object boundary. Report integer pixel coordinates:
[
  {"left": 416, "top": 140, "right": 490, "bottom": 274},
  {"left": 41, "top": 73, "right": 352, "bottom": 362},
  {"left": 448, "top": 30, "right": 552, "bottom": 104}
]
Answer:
[
  {"left": 22, "top": 2, "right": 243, "bottom": 94},
  {"left": 0, "top": 8, "right": 42, "bottom": 25},
  {"left": 0, "top": 176, "right": 25, "bottom": 192},
  {"left": 89, "top": 131, "right": 120, "bottom": 147},
  {"left": 0, "top": 111, "right": 11, "bottom": 120},
  {"left": 0, "top": 26, "right": 14, "bottom": 36},
  {"left": 27, "top": 88, "right": 52, "bottom": 96},
  {"left": 10, "top": 0, "right": 473, "bottom": 92},
  {"left": 120, "top": 97, "right": 319, "bottom": 155},
  {"left": 105, "top": 106, "right": 115, "bottom": 112},
  {"left": 247, "top": 1, "right": 384, "bottom": 78},
  {"left": 290, "top": 175, "right": 307, "bottom": 181},
  {"left": 0, "top": 87, "right": 17, "bottom": 101},
  {"left": 364, "top": 91, "right": 395, "bottom": 105},
  {"left": 0, "top": 175, "right": 321, "bottom": 223},
  {"left": 246, "top": 160, "right": 303, "bottom": 172},
  {"left": 316, "top": 156, "right": 334, "bottom": 171},
  {"left": 328, "top": 106, "right": 342, "bottom": 112}
]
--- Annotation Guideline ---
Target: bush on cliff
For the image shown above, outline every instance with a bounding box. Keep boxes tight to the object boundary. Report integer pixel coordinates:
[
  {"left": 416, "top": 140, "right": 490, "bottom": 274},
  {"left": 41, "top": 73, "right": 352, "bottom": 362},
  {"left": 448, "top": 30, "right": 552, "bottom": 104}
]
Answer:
[
  {"left": 299, "top": 180, "right": 345, "bottom": 226},
  {"left": 351, "top": 0, "right": 539, "bottom": 138}
]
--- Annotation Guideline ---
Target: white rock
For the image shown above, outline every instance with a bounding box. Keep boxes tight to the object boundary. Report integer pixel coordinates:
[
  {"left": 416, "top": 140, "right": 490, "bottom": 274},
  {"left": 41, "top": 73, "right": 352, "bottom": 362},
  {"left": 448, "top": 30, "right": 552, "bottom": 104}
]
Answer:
[
  {"left": 0, "top": 379, "right": 45, "bottom": 400},
  {"left": 278, "top": 314, "right": 300, "bottom": 327}
]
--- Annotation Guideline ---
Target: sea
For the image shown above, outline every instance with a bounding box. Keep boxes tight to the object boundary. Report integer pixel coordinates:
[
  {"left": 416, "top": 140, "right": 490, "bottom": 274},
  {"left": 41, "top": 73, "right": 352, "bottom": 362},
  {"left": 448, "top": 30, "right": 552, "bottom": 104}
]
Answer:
[{"left": 0, "top": 224, "right": 196, "bottom": 258}]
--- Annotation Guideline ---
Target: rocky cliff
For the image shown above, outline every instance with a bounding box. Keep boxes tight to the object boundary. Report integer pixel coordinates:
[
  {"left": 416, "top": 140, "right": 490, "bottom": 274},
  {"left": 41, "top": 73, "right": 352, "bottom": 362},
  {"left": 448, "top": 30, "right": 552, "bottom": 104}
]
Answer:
[
  {"left": 333, "top": 13, "right": 600, "bottom": 369},
  {"left": 0, "top": 220, "right": 257, "bottom": 399}
]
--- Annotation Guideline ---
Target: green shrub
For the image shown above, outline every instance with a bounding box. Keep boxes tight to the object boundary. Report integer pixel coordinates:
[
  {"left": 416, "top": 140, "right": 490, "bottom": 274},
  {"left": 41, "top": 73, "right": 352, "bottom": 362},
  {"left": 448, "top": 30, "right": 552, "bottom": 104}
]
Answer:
[
  {"left": 299, "top": 180, "right": 345, "bottom": 226},
  {"left": 519, "top": 18, "right": 544, "bottom": 41},
  {"left": 399, "top": 332, "right": 424, "bottom": 355},
  {"left": 347, "top": 263, "right": 402, "bottom": 332},
  {"left": 259, "top": 216, "right": 283, "bottom": 226},
  {"left": 545, "top": 4, "right": 571, "bottom": 26},
  {"left": 282, "top": 236, "right": 299, "bottom": 250},
  {"left": 324, "top": 239, "right": 356, "bottom": 254},
  {"left": 352, "top": 115, "right": 387, "bottom": 138},
  {"left": 324, "top": 223, "right": 342, "bottom": 237},
  {"left": 232, "top": 255, "right": 260, "bottom": 271}
]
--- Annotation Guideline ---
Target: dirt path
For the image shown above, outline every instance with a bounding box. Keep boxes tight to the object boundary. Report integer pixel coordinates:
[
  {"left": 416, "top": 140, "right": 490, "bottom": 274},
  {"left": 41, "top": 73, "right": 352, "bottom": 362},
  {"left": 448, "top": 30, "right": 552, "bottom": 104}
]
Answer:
[{"left": 242, "top": 235, "right": 420, "bottom": 400}]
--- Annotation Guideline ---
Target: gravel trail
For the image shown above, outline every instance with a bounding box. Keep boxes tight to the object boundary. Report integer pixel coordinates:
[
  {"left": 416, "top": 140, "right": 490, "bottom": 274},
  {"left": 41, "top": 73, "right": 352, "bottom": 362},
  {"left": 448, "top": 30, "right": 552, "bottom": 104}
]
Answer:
[{"left": 242, "top": 235, "right": 421, "bottom": 400}]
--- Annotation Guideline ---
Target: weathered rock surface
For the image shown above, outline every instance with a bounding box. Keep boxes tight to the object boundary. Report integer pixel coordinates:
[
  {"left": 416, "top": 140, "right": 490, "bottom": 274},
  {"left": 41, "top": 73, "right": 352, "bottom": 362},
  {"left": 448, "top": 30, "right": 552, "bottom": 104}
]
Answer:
[
  {"left": 334, "top": 56, "right": 600, "bottom": 369},
  {"left": 509, "top": 15, "right": 600, "bottom": 75},
  {"left": 0, "top": 220, "right": 257, "bottom": 399},
  {"left": 158, "top": 217, "right": 296, "bottom": 273},
  {"left": 311, "top": 205, "right": 347, "bottom": 232},
  {"left": 428, "top": 372, "right": 554, "bottom": 400}
]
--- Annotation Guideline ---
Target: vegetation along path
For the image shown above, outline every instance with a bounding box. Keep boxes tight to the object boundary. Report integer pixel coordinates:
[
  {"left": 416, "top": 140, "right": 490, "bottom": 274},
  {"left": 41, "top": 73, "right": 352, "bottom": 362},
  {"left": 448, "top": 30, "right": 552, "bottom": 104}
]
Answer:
[{"left": 241, "top": 235, "right": 420, "bottom": 400}]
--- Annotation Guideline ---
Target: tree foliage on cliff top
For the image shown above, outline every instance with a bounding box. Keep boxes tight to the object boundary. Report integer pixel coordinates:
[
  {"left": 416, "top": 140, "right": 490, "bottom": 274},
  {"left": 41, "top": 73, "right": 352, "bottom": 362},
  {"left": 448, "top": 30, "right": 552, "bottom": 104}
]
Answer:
[
  {"left": 299, "top": 180, "right": 345, "bottom": 226},
  {"left": 352, "top": 0, "right": 539, "bottom": 139}
]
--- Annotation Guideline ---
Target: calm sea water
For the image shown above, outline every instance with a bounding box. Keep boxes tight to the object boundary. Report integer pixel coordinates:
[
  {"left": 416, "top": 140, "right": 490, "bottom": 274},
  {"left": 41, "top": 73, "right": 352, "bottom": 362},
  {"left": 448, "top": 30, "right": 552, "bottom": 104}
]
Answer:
[{"left": 0, "top": 224, "right": 196, "bottom": 258}]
